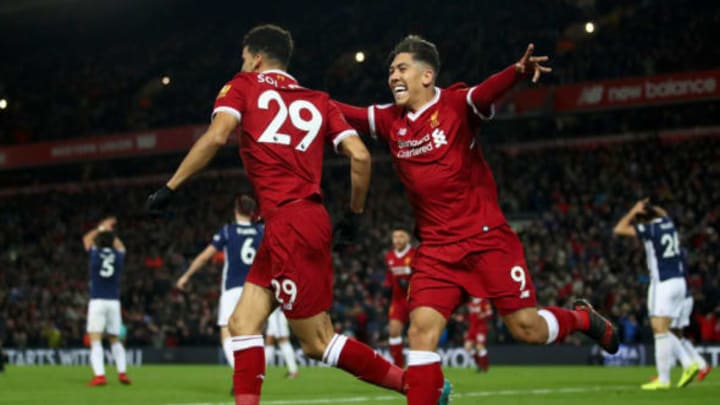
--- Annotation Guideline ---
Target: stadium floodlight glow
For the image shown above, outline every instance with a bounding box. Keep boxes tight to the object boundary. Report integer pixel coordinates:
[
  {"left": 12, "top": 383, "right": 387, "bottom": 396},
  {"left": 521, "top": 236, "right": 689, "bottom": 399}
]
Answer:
[
  {"left": 585, "top": 22, "right": 595, "bottom": 34},
  {"left": 0, "top": 98, "right": 7, "bottom": 110},
  {"left": 161, "top": 76, "right": 171, "bottom": 85},
  {"left": 355, "top": 51, "right": 366, "bottom": 63}
]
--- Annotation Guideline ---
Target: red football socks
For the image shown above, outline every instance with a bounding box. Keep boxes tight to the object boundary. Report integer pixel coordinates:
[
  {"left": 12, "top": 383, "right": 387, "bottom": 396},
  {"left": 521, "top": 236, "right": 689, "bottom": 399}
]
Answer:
[
  {"left": 543, "top": 306, "right": 589, "bottom": 342},
  {"left": 405, "top": 359, "right": 444, "bottom": 405},
  {"left": 389, "top": 342, "right": 405, "bottom": 368},
  {"left": 232, "top": 336, "right": 265, "bottom": 405},
  {"left": 326, "top": 334, "right": 404, "bottom": 393}
]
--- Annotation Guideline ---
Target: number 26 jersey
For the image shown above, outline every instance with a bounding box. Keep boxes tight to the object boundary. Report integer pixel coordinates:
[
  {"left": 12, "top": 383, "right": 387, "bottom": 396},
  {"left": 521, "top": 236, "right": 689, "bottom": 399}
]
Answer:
[{"left": 213, "top": 70, "right": 358, "bottom": 218}]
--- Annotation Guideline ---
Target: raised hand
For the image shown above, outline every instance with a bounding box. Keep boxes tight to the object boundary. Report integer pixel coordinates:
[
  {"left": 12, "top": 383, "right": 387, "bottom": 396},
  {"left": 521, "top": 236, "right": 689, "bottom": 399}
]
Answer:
[{"left": 515, "top": 43, "right": 552, "bottom": 83}]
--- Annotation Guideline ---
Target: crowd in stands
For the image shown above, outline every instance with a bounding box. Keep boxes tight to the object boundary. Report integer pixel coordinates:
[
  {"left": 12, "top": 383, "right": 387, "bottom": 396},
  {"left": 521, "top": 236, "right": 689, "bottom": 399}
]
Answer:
[
  {"left": 2, "top": 136, "right": 719, "bottom": 350},
  {"left": 2, "top": 0, "right": 719, "bottom": 353},
  {"left": 2, "top": 0, "right": 719, "bottom": 145}
]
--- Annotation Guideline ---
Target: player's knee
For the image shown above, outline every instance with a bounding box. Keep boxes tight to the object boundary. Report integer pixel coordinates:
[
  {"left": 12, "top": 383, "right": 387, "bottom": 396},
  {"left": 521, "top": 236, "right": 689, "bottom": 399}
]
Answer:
[
  {"left": 506, "top": 315, "right": 545, "bottom": 344},
  {"left": 298, "top": 339, "right": 326, "bottom": 360},
  {"left": 228, "top": 313, "right": 256, "bottom": 336},
  {"left": 407, "top": 324, "right": 440, "bottom": 350}
]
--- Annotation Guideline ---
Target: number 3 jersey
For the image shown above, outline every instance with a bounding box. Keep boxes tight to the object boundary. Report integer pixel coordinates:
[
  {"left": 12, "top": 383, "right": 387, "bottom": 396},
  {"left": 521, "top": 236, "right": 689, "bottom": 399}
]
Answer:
[
  {"left": 88, "top": 246, "right": 125, "bottom": 300},
  {"left": 211, "top": 221, "right": 264, "bottom": 292},
  {"left": 634, "top": 216, "right": 685, "bottom": 282},
  {"left": 213, "top": 70, "right": 358, "bottom": 218}
]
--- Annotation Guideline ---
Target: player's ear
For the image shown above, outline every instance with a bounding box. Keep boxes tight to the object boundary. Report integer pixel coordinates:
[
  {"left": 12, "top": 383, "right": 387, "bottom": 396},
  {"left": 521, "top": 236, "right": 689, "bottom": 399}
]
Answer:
[
  {"left": 421, "top": 68, "right": 434, "bottom": 88},
  {"left": 252, "top": 53, "right": 263, "bottom": 72}
]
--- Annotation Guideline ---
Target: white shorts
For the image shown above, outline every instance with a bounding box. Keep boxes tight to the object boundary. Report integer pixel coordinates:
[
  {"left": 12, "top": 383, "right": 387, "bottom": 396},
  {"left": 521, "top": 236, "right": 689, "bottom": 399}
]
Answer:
[
  {"left": 266, "top": 307, "right": 290, "bottom": 338},
  {"left": 218, "top": 287, "right": 244, "bottom": 327},
  {"left": 647, "top": 278, "right": 686, "bottom": 319},
  {"left": 671, "top": 296, "right": 693, "bottom": 329},
  {"left": 86, "top": 299, "right": 122, "bottom": 335}
]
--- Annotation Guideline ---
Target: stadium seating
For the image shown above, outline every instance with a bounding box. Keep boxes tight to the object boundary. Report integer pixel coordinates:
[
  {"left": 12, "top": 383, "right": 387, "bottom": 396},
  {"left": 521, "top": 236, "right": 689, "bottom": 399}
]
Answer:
[{"left": 1, "top": 136, "right": 718, "bottom": 349}]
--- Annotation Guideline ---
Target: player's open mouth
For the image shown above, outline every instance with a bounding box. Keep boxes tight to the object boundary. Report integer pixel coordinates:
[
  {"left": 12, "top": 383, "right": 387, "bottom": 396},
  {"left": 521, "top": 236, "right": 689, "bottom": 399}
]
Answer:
[{"left": 393, "top": 85, "right": 407, "bottom": 94}]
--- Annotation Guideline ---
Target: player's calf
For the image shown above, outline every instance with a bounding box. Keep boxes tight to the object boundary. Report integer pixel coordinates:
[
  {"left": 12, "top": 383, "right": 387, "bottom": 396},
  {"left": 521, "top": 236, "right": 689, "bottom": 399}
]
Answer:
[
  {"left": 503, "top": 307, "right": 552, "bottom": 344},
  {"left": 231, "top": 335, "right": 266, "bottom": 405}
]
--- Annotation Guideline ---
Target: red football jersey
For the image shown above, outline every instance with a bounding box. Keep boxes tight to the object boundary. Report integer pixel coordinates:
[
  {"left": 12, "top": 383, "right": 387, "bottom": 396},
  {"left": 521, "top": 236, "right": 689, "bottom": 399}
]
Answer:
[
  {"left": 368, "top": 86, "right": 505, "bottom": 244},
  {"left": 384, "top": 245, "right": 416, "bottom": 297},
  {"left": 337, "top": 66, "right": 522, "bottom": 246},
  {"left": 467, "top": 297, "right": 493, "bottom": 322},
  {"left": 214, "top": 70, "right": 357, "bottom": 218}
]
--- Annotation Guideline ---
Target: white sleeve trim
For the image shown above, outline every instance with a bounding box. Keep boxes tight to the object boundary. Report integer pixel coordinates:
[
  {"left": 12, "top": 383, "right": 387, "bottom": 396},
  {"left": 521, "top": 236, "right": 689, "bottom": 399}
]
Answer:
[
  {"left": 466, "top": 86, "right": 495, "bottom": 121},
  {"left": 212, "top": 106, "right": 242, "bottom": 123},
  {"left": 368, "top": 106, "right": 377, "bottom": 139},
  {"left": 332, "top": 129, "right": 359, "bottom": 153}
]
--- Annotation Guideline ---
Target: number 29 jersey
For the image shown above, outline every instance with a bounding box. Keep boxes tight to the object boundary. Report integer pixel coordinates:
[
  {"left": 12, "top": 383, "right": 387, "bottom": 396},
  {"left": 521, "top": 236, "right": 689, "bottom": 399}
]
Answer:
[
  {"left": 88, "top": 246, "right": 125, "bottom": 300},
  {"left": 213, "top": 70, "right": 358, "bottom": 219}
]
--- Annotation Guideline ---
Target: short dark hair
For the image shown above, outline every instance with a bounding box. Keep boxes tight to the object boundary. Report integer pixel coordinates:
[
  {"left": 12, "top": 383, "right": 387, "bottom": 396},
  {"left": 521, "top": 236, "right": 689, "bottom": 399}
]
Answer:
[
  {"left": 388, "top": 35, "right": 441, "bottom": 74},
  {"left": 242, "top": 24, "right": 294, "bottom": 68},
  {"left": 95, "top": 231, "right": 115, "bottom": 248},
  {"left": 635, "top": 204, "right": 662, "bottom": 223},
  {"left": 235, "top": 191, "right": 257, "bottom": 218}
]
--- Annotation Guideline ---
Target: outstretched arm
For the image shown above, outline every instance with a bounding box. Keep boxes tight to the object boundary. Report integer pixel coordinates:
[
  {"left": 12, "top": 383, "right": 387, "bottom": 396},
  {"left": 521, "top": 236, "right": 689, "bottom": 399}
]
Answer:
[
  {"left": 613, "top": 199, "right": 648, "bottom": 237},
  {"left": 176, "top": 245, "right": 218, "bottom": 290},
  {"left": 468, "top": 44, "right": 551, "bottom": 118},
  {"left": 334, "top": 101, "right": 372, "bottom": 136}
]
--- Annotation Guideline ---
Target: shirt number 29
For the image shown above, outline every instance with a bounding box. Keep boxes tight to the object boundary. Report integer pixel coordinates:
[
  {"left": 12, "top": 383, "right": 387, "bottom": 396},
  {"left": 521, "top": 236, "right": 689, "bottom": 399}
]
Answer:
[{"left": 257, "top": 90, "right": 322, "bottom": 152}]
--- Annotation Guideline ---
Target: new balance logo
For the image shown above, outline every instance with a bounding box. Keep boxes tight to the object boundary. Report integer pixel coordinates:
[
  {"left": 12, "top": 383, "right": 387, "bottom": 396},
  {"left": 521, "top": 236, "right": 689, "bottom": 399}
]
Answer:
[
  {"left": 577, "top": 85, "right": 604, "bottom": 105},
  {"left": 398, "top": 128, "right": 407, "bottom": 136},
  {"left": 432, "top": 129, "right": 447, "bottom": 148},
  {"left": 256, "top": 374, "right": 265, "bottom": 380}
]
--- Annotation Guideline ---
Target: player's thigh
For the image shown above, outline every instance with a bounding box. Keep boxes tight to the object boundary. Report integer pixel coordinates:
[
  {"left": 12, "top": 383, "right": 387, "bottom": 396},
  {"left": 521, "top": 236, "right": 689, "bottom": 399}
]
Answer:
[
  {"left": 287, "top": 311, "right": 335, "bottom": 359},
  {"left": 228, "top": 282, "right": 276, "bottom": 336},
  {"left": 218, "top": 287, "right": 244, "bottom": 327},
  {"left": 105, "top": 300, "right": 122, "bottom": 336},
  {"left": 465, "top": 228, "right": 537, "bottom": 317},
  {"left": 648, "top": 278, "right": 685, "bottom": 319},
  {"left": 650, "top": 316, "right": 672, "bottom": 333},
  {"left": 86, "top": 299, "right": 107, "bottom": 333},
  {"left": 407, "top": 306, "right": 447, "bottom": 351}
]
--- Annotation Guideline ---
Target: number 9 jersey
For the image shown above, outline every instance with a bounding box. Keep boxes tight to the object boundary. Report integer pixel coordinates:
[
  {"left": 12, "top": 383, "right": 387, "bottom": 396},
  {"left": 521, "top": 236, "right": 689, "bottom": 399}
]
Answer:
[
  {"left": 88, "top": 246, "right": 125, "bottom": 300},
  {"left": 213, "top": 70, "right": 357, "bottom": 219}
]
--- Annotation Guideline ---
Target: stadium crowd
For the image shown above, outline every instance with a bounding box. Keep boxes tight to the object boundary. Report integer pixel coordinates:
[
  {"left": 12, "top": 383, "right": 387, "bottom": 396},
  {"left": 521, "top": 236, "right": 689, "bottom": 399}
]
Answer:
[
  {"left": 1, "top": 0, "right": 719, "bottom": 145},
  {"left": 1, "top": 136, "right": 719, "bottom": 350},
  {"left": 2, "top": 0, "right": 719, "bottom": 354}
]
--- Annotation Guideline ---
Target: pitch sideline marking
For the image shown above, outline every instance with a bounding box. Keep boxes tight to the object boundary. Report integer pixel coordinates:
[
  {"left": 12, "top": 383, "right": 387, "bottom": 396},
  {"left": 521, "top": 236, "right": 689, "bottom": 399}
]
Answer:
[{"left": 165, "top": 382, "right": 719, "bottom": 405}]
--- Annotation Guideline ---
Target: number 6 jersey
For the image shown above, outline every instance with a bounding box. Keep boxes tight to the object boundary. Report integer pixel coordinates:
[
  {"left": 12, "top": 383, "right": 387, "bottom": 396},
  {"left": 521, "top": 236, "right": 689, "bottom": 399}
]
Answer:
[
  {"left": 211, "top": 221, "right": 264, "bottom": 292},
  {"left": 88, "top": 246, "right": 125, "bottom": 299},
  {"left": 213, "top": 70, "right": 358, "bottom": 218}
]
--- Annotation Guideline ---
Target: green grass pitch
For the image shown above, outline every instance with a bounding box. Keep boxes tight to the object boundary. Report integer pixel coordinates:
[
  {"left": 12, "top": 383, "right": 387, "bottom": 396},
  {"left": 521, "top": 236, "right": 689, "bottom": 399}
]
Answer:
[{"left": 0, "top": 365, "right": 716, "bottom": 404}]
